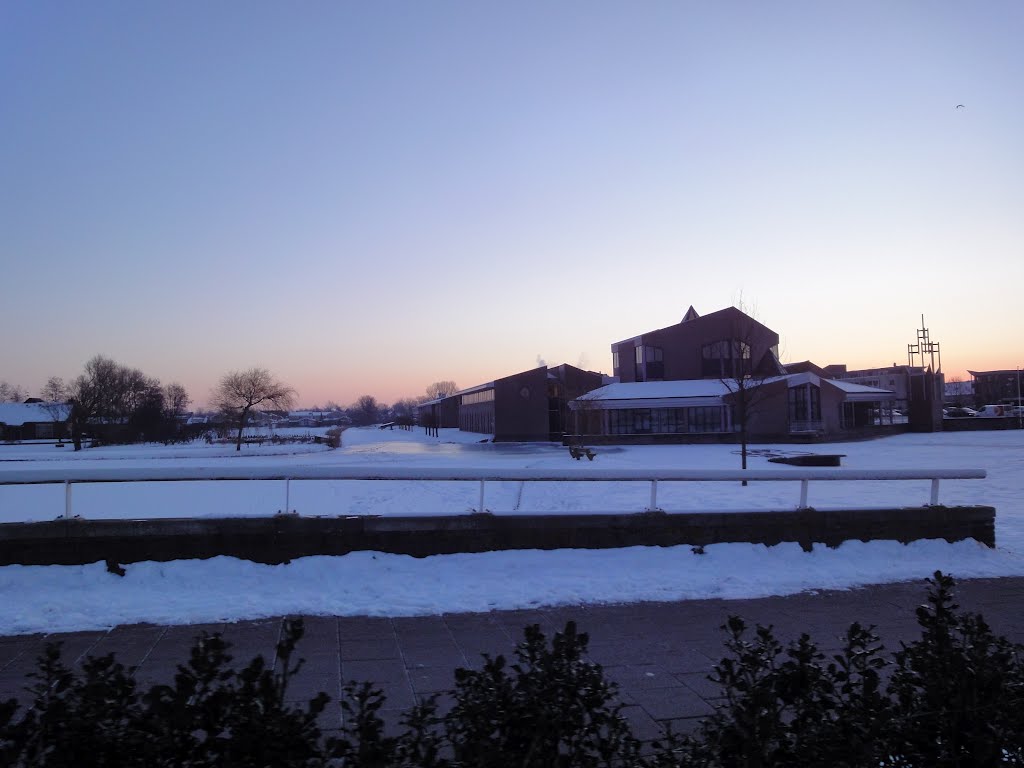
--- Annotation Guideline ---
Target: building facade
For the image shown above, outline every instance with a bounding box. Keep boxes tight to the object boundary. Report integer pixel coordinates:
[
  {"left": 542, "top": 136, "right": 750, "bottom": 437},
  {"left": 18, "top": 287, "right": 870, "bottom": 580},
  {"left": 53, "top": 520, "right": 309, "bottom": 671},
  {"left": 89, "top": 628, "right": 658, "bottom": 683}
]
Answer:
[
  {"left": 418, "top": 364, "right": 606, "bottom": 442},
  {"left": 610, "top": 306, "right": 785, "bottom": 384},
  {"left": 969, "top": 369, "right": 1023, "bottom": 407},
  {"left": 569, "top": 373, "right": 894, "bottom": 443}
]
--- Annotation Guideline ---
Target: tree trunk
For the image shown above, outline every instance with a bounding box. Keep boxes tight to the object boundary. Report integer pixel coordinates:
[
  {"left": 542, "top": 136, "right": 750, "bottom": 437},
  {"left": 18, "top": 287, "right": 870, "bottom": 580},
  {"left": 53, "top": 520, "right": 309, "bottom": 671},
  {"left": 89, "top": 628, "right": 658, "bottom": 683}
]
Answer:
[
  {"left": 235, "top": 406, "right": 252, "bottom": 451},
  {"left": 235, "top": 407, "right": 248, "bottom": 451},
  {"left": 71, "top": 407, "right": 84, "bottom": 451},
  {"left": 741, "top": 425, "right": 748, "bottom": 486}
]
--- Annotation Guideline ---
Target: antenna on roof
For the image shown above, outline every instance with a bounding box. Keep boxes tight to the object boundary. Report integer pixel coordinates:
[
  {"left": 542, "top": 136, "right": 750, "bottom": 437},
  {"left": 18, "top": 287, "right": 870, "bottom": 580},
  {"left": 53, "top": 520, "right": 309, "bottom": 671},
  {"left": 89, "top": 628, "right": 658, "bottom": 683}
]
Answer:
[{"left": 907, "top": 315, "right": 941, "bottom": 372}]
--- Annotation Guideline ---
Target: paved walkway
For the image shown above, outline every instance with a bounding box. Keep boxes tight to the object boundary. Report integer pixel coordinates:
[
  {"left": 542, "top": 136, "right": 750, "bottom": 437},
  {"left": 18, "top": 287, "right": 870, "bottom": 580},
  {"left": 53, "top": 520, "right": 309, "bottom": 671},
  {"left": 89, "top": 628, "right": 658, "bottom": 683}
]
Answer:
[{"left": 3, "top": 576, "right": 1023, "bottom": 739}]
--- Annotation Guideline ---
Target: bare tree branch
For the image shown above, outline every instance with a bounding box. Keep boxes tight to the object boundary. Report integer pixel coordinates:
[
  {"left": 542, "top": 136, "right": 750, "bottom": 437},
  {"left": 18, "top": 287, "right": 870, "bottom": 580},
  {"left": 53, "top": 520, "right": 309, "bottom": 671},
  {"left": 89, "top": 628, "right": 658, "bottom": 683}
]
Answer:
[{"left": 212, "top": 368, "right": 296, "bottom": 451}]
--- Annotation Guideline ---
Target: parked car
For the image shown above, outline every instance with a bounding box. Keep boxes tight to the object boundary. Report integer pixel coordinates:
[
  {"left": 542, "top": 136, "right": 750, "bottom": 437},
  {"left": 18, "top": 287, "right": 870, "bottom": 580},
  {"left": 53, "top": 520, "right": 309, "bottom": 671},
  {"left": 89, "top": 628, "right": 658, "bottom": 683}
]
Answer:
[
  {"left": 976, "top": 404, "right": 1011, "bottom": 418},
  {"left": 944, "top": 406, "right": 977, "bottom": 418}
]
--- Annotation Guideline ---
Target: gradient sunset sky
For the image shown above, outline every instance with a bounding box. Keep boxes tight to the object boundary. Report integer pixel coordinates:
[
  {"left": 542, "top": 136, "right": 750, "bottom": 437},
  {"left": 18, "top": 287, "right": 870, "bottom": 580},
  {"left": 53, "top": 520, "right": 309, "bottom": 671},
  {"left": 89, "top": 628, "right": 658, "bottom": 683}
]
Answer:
[{"left": 3, "top": 2, "right": 1022, "bottom": 408}]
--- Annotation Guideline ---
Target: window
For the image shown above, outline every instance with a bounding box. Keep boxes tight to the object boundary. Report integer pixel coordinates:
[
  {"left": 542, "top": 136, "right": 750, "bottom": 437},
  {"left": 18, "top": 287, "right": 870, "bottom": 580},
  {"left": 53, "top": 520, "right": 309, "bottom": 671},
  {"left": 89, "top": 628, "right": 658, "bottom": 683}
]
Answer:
[
  {"left": 634, "top": 346, "right": 643, "bottom": 365},
  {"left": 632, "top": 409, "right": 652, "bottom": 433},
  {"left": 701, "top": 340, "right": 751, "bottom": 378},
  {"left": 688, "top": 406, "right": 726, "bottom": 433},
  {"left": 788, "top": 384, "right": 821, "bottom": 423},
  {"left": 461, "top": 389, "right": 494, "bottom": 406},
  {"left": 606, "top": 407, "right": 728, "bottom": 435},
  {"left": 612, "top": 350, "right": 619, "bottom": 371},
  {"left": 644, "top": 346, "right": 664, "bottom": 379}
]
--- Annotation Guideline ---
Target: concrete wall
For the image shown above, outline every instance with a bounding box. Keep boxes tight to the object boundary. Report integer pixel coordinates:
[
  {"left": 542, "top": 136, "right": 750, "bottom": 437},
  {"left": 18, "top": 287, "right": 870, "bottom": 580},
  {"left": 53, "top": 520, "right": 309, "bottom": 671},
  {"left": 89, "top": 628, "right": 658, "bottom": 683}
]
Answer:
[
  {"left": 0, "top": 505, "right": 995, "bottom": 566},
  {"left": 942, "top": 417, "right": 1023, "bottom": 432}
]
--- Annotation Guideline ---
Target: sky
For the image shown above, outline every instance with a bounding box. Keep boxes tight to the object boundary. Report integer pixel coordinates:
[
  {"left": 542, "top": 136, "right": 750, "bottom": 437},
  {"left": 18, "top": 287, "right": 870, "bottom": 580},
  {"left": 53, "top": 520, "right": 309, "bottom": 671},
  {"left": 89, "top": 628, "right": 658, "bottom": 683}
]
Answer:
[{"left": 2, "top": 1, "right": 1022, "bottom": 408}]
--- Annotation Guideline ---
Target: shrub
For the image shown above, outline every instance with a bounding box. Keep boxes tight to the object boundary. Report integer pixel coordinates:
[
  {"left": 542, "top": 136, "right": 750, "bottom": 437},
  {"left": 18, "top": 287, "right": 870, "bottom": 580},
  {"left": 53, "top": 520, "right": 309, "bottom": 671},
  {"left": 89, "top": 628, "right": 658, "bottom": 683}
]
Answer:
[
  {"left": 656, "top": 571, "right": 1024, "bottom": 767},
  {"left": 4, "top": 572, "right": 1024, "bottom": 767},
  {"left": 325, "top": 427, "right": 344, "bottom": 449},
  {"left": 887, "top": 571, "right": 1024, "bottom": 765},
  {"left": 0, "top": 619, "right": 329, "bottom": 767}
]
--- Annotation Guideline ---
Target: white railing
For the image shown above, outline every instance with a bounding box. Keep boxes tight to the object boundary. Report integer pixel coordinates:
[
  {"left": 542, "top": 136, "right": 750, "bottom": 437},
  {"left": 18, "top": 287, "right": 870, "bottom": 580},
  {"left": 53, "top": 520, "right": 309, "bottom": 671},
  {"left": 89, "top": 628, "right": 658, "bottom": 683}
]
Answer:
[{"left": 0, "top": 466, "right": 987, "bottom": 519}]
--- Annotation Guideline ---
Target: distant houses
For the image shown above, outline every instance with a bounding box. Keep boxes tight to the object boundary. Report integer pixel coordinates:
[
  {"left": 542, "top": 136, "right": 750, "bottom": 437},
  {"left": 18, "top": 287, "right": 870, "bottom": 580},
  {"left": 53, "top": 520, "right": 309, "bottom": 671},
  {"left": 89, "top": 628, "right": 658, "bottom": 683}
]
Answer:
[{"left": 0, "top": 401, "right": 71, "bottom": 441}]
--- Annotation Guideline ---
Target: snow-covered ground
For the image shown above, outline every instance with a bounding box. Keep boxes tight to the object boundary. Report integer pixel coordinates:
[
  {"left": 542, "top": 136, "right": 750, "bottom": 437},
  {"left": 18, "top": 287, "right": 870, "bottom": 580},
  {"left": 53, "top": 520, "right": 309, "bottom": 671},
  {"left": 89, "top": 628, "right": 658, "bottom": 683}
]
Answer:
[{"left": 1, "top": 428, "right": 1022, "bottom": 635}]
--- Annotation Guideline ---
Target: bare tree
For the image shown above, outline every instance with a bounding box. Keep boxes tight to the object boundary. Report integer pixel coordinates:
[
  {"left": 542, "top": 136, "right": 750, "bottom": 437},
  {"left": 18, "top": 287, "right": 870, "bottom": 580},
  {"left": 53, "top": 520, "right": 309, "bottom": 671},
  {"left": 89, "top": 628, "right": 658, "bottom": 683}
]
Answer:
[
  {"left": 66, "top": 356, "right": 119, "bottom": 450},
  {"left": 0, "top": 381, "right": 27, "bottom": 402},
  {"left": 391, "top": 397, "right": 420, "bottom": 425},
  {"left": 212, "top": 368, "right": 296, "bottom": 451},
  {"left": 352, "top": 394, "right": 380, "bottom": 426},
  {"left": 41, "top": 376, "right": 67, "bottom": 403},
  {"left": 717, "top": 303, "right": 785, "bottom": 482},
  {"left": 425, "top": 381, "right": 458, "bottom": 400},
  {"left": 162, "top": 382, "right": 191, "bottom": 419},
  {"left": 946, "top": 375, "right": 966, "bottom": 408},
  {"left": 40, "top": 376, "right": 71, "bottom": 443}
]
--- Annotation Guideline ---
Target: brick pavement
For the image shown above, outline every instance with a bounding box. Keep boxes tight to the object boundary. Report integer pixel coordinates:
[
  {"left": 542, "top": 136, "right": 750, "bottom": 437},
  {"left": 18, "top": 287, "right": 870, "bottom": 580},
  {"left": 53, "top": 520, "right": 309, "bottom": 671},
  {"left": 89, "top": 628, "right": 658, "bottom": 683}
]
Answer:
[{"left": 3, "top": 576, "right": 1023, "bottom": 740}]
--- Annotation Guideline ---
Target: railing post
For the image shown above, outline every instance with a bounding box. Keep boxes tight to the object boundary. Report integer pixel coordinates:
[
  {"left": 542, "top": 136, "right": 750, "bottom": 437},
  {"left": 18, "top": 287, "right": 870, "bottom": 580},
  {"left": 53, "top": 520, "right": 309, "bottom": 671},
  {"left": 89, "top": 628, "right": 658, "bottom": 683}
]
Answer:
[
  {"left": 64, "top": 481, "right": 72, "bottom": 519},
  {"left": 285, "top": 478, "right": 291, "bottom": 514},
  {"left": 799, "top": 479, "right": 809, "bottom": 509},
  {"left": 478, "top": 479, "right": 486, "bottom": 513},
  {"left": 648, "top": 479, "right": 658, "bottom": 512},
  {"left": 930, "top": 478, "right": 940, "bottom": 505}
]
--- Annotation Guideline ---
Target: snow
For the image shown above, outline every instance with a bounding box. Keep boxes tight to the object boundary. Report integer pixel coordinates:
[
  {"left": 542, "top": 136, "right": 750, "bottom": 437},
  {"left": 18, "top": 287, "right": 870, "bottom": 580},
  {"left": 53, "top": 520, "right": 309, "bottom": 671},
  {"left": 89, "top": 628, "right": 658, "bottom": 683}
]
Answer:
[
  {"left": 1, "top": 427, "right": 1023, "bottom": 635},
  {"left": 0, "top": 402, "right": 69, "bottom": 426}
]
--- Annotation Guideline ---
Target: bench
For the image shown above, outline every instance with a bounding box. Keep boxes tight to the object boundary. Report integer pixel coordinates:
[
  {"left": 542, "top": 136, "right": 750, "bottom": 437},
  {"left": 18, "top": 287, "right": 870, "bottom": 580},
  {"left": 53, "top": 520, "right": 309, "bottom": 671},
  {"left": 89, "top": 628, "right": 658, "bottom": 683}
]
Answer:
[
  {"left": 768, "top": 454, "right": 845, "bottom": 467},
  {"left": 568, "top": 446, "right": 596, "bottom": 461}
]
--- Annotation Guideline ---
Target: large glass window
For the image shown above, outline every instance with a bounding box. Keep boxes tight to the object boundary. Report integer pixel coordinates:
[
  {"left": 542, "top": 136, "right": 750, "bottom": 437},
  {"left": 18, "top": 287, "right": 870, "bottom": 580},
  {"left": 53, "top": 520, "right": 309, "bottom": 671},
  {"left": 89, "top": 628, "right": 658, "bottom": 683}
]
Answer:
[
  {"left": 644, "top": 346, "right": 664, "bottom": 380},
  {"left": 787, "top": 384, "right": 821, "bottom": 422},
  {"left": 606, "top": 407, "right": 728, "bottom": 435},
  {"left": 701, "top": 340, "right": 751, "bottom": 378}
]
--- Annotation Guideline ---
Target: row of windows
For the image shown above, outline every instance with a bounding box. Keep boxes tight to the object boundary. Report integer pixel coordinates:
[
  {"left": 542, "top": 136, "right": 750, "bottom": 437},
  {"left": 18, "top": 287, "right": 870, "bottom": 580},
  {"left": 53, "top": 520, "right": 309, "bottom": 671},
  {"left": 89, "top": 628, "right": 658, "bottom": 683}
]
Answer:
[
  {"left": 701, "top": 339, "right": 750, "bottom": 360},
  {"left": 461, "top": 389, "right": 495, "bottom": 406},
  {"left": 701, "top": 339, "right": 752, "bottom": 378},
  {"left": 607, "top": 406, "right": 732, "bottom": 435},
  {"left": 634, "top": 345, "right": 663, "bottom": 364}
]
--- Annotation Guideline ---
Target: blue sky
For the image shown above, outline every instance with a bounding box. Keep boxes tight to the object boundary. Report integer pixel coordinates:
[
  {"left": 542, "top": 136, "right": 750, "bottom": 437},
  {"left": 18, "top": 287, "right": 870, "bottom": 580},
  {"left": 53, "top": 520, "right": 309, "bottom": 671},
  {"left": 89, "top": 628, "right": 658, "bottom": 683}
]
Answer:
[{"left": 2, "top": 1, "right": 1022, "bottom": 407}]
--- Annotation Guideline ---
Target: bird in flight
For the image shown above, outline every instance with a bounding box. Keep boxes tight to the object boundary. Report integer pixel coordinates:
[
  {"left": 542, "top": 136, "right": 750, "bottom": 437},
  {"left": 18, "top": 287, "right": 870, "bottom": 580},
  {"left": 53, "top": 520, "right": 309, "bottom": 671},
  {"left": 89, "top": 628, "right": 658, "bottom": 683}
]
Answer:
[{"left": 955, "top": 104, "right": 965, "bottom": 109}]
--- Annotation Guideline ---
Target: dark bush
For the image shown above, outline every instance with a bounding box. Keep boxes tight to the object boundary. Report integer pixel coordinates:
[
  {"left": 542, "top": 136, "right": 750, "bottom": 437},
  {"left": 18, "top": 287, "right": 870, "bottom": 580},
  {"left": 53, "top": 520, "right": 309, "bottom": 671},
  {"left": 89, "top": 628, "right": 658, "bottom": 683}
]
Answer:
[
  {"left": 0, "top": 619, "right": 328, "bottom": 767},
  {"left": 3, "top": 572, "right": 1024, "bottom": 767}
]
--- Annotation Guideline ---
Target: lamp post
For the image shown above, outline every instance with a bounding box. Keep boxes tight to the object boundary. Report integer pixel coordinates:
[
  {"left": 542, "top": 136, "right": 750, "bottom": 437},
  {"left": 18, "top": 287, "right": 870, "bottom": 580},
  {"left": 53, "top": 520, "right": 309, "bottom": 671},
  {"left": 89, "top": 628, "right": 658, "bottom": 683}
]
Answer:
[{"left": 1018, "top": 366, "right": 1022, "bottom": 429}]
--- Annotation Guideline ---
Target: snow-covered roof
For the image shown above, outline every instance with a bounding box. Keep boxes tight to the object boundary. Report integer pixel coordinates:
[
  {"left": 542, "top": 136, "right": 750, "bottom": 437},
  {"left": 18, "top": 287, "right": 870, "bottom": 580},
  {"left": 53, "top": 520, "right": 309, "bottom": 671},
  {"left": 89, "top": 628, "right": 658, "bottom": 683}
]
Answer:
[
  {"left": 575, "top": 380, "right": 734, "bottom": 409},
  {"left": 575, "top": 375, "right": 895, "bottom": 409},
  {"left": 827, "top": 379, "right": 895, "bottom": 397},
  {"left": 579, "top": 380, "right": 735, "bottom": 401},
  {"left": 0, "top": 402, "right": 70, "bottom": 426}
]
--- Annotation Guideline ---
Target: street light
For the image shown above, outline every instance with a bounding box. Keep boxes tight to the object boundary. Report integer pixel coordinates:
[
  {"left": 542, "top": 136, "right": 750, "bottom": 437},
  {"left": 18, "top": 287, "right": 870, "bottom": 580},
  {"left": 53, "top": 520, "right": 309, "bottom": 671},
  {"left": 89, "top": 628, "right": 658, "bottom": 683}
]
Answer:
[{"left": 1011, "top": 368, "right": 1019, "bottom": 430}]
